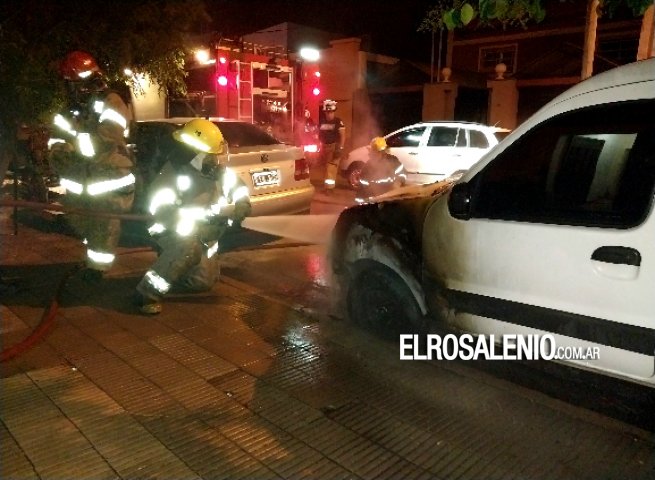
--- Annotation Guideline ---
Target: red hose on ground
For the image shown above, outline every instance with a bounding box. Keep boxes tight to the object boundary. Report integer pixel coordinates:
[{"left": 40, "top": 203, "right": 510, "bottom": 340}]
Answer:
[
  {"left": 0, "top": 200, "right": 154, "bottom": 362},
  {"left": 0, "top": 246, "right": 156, "bottom": 363},
  {"left": 0, "top": 265, "right": 80, "bottom": 363}
]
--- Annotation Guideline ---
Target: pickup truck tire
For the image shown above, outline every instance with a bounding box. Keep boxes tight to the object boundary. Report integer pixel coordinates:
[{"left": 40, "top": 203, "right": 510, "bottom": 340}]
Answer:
[{"left": 347, "top": 262, "right": 424, "bottom": 339}]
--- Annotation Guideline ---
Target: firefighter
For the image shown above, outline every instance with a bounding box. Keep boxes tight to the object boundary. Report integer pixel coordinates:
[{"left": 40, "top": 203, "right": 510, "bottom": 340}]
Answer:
[
  {"left": 135, "top": 119, "right": 251, "bottom": 315},
  {"left": 318, "top": 99, "right": 345, "bottom": 192},
  {"left": 356, "top": 136, "right": 406, "bottom": 202},
  {"left": 50, "top": 51, "right": 134, "bottom": 281}
]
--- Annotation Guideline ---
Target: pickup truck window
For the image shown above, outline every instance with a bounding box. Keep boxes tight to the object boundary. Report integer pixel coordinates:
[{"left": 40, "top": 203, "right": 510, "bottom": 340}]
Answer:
[{"left": 470, "top": 99, "right": 655, "bottom": 228}]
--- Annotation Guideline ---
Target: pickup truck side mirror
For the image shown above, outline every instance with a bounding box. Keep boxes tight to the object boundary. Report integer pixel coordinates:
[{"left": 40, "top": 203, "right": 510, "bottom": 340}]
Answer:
[{"left": 448, "top": 182, "right": 471, "bottom": 220}]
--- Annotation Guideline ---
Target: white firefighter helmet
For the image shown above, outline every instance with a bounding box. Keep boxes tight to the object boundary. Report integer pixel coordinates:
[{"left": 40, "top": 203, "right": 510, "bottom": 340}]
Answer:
[{"left": 322, "top": 99, "right": 337, "bottom": 112}]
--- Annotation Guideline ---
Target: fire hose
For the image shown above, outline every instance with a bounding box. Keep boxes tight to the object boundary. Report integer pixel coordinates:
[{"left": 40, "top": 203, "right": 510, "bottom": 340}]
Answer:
[
  {"left": 0, "top": 199, "right": 334, "bottom": 362},
  {"left": 0, "top": 199, "right": 151, "bottom": 221}
]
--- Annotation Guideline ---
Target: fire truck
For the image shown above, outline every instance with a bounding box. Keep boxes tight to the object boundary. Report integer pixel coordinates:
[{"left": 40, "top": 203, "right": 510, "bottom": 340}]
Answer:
[{"left": 172, "top": 39, "right": 322, "bottom": 152}]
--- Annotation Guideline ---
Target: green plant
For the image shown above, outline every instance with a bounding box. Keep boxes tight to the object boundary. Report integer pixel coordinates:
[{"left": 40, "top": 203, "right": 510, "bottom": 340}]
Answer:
[
  {"left": 419, "top": 1, "right": 478, "bottom": 32},
  {"left": 601, "top": 0, "right": 653, "bottom": 17},
  {"left": 477, "top": 0, "right": 546, "bottom": 29}
]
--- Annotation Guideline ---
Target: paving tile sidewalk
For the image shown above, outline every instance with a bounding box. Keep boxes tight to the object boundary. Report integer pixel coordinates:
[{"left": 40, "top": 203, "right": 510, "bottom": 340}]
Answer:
[{"left": 1, "top": 210, "right": 654, "bottom": 480}]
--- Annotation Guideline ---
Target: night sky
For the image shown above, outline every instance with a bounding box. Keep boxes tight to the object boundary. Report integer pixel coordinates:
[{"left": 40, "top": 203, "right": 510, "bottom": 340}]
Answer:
[{"left": 209, "top": 0, "right": 436, "bottom": 61}]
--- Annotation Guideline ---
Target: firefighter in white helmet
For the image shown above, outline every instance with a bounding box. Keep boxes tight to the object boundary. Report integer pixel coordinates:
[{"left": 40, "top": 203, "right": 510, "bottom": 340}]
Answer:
[
  {"left": 49, "top": 50, "right": 135, "bottom": 281},
  {"left": 135, "top": 119, "right": 251, "bottom": 314},
  {"left": 318, "top": 99, "right": 345, "bottom": 192}
]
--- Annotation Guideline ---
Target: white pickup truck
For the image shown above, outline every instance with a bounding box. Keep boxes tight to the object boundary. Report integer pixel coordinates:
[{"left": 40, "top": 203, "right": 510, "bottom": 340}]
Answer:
[{"left": 330, "top": 58, "right": 655, "bottom": 388}]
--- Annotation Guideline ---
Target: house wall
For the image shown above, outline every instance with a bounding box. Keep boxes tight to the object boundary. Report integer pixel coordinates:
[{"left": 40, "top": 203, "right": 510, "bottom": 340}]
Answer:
[
  {"left": 320, "top": 37, "right": 366, "bottom": 152},
  {"left": 423, "top": 82, "right": 458, "bottom": 121},
  {"left": 448, "top": 7, "right": 643, "bottom": 128},
  {"left": 130, "top": 75, "right": 166, "bottom": 121}
]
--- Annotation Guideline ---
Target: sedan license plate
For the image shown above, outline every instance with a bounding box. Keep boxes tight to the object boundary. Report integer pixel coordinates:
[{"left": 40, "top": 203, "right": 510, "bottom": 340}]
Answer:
[{"left": 251, "top": 169, "right": 280, "bottom": 187}]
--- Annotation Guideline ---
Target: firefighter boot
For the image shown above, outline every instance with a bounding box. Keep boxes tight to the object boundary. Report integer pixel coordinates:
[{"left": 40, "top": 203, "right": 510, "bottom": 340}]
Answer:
[
  {"left": 134, "top": 292, "right": 162, "bottom": 315},
  {"left": 81, "top": 268, "right": 103, "bottom": 283},
  {"left": 140, "top": 302, "right": 162, "bottom": 315}
]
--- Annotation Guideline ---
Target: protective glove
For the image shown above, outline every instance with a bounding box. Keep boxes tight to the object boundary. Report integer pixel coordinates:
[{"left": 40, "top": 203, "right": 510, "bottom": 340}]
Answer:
[
  {"left": 233, "top": 201, "right": 251, "bottom": 222},
  {"left": 153, "top": 204, "right": 178, "bottom": 228},
  {"left": 208, "top": 214, "right": 229, "bottom": 226}
]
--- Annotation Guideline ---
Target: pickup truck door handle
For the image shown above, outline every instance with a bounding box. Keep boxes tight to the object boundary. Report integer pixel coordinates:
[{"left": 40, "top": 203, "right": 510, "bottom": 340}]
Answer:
[{"left": 591, "top": 246, "right": 641, "bottom": 266}]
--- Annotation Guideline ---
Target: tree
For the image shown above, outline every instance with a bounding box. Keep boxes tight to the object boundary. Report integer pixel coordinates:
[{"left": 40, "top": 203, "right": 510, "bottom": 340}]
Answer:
[{"left": 0, "top": 0, "right": 210, "bottom": 181}]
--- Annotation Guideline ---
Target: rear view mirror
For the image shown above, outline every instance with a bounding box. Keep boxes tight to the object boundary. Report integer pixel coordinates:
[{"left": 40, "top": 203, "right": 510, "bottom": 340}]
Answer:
[{"left": 448, "top": 182, "right": 471, "bottom": 220}]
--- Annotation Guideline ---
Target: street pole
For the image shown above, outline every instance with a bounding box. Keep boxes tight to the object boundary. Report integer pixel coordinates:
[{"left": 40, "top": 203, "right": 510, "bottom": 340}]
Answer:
[
  {"left": 437, "top": 27, "right": 444, "bottom": 83},
  {"left": 431, "top": 30, "right": 435, "bottom": 83}
]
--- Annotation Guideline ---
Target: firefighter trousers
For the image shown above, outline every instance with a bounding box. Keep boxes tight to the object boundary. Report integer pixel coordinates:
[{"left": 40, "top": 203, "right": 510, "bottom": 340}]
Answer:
[
  {"left": 322, "top": 143, "right": 339, "bottom": 190},
  {"left": 64, "top": 192, "right": 134, "bottom": 271},
  {"left": 136, "top": 233, "right": 220, "bottom": 302}
]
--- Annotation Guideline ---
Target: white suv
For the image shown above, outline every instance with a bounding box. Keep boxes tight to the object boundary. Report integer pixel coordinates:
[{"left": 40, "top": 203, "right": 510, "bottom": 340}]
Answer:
[
  {"left": 331, "top": 58, "right": 655, "bottom": 387},
  {"left": 340, "top": 121, "right": 508, "bottom": 187}
]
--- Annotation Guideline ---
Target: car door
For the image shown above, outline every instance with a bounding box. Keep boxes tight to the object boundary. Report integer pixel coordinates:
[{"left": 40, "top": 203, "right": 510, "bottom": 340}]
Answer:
[
  {"left": 424, "top": 99, "right": 655, "bottom": 382},
  {"left": 416, "top": 126, "right": 468, "bottom": 182},
  {"left": 385, "top": 126, "right": 429, "bottom": 178},
  {"left": 462, "top": 128, "right": 494, "bottom": 168}
]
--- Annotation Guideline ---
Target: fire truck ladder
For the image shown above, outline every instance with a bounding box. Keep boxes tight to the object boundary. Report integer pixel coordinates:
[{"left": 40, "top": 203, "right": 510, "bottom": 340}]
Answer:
[{"left": 236, "top": 61, "right": 253, "bottom": 123}]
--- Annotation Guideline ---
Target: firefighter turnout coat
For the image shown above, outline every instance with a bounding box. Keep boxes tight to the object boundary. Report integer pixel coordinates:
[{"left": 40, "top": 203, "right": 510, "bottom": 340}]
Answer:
[
  {"left": 50, "top": 90, "right": 135, "bottom": 271},
  {"left": 136, "top": 153, "right": 251, "bottom": 302}
]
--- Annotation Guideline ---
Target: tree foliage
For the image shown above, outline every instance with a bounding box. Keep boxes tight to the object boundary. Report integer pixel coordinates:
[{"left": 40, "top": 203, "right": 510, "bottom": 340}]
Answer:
[
  {"left": 0, "top": 0, "right": 210, "bottom": 138},
  {"left": 419, "top": 0, "right": 652, "bottom": 33},
  {"left": 601, "top": 0, "right": 653, "bottom": 17},
  {"left": 419, "top": 0, "right": 545, "bottom": 32}
]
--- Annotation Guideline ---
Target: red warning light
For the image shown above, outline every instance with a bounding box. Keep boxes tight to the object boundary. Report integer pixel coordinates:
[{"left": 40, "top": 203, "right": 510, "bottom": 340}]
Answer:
[
  {"left": 217, "top": 75, "right": 228, "bottom": 86},
  {"left": 219, "top": 56, "right": 227, "bottom": 64},
  {"left": 312, "top": 87, "right": 320, "bottom": 96}
]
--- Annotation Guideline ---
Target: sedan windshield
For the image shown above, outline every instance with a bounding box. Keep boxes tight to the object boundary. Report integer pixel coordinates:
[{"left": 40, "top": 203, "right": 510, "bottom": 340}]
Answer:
[{"left": 217, "top": 122, "right": 280, "bottom": 147}]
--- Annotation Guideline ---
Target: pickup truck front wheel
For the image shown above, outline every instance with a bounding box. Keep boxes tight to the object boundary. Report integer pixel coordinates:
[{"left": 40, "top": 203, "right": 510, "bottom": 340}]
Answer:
[{"left": 347, "top": 262, "right": 424, "bottom": 339}]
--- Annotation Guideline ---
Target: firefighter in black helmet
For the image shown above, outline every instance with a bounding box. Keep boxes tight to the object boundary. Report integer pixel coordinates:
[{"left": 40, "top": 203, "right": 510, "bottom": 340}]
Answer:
[{"left": 318, "top": 99, "right": 345, "bottom": 192}]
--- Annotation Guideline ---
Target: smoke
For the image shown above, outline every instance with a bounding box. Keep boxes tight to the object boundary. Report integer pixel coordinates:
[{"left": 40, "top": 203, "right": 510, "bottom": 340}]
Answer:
[{"left": 351, "top": 90, "right": 382, "bottom": 150}]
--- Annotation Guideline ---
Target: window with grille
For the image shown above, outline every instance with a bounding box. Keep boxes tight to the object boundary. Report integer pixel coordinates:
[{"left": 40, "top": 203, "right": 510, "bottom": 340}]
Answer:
[
  {"left": 479, "top": 44, "right": 518, "bottom": 74},
  {"left": 598, "top": 38, "right": 638, "bottom": 65}
]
